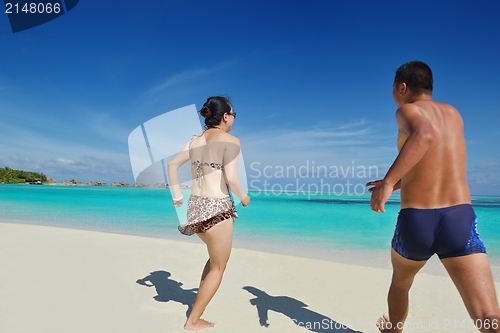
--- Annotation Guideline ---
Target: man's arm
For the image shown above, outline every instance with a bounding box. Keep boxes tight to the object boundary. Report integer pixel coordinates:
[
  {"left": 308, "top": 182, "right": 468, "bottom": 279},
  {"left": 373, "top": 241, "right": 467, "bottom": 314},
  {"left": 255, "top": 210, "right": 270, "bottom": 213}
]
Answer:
[
  {"left": 370, "top": 105, "right": 434, "bottom": 212},
  {"left": 383, "top": 104, "right": 434, "bottom": 186}
]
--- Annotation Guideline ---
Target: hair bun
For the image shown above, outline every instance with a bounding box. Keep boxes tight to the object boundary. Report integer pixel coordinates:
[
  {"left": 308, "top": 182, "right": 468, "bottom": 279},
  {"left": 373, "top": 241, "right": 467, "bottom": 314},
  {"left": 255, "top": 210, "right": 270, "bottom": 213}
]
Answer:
[
  {"left": 199, "top": 105, "right": 212, "bottom": 119},
  {"left": 198, "top": 96, "right": 231, "bottom": 129}
]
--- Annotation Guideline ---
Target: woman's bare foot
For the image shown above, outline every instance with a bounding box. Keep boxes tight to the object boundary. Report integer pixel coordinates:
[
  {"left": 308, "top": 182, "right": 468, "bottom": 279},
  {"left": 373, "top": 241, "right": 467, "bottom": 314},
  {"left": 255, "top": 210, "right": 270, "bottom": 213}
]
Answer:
[
  {"left": 184, "top": 319, "right": 214, "bottom": 331},
  {"left": 376, "top": 314, "right": 391, "bottom": 333}
]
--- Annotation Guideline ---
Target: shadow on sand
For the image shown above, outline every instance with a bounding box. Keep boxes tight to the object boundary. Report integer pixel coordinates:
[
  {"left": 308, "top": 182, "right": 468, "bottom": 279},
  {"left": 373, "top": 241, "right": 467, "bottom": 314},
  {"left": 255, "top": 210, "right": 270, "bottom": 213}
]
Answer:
[
  {"left": 243, "top": 286, "right": 362, "bottom": 332},
  {"left": 136, "top": 270, "right": 197, "bottom": 318}
]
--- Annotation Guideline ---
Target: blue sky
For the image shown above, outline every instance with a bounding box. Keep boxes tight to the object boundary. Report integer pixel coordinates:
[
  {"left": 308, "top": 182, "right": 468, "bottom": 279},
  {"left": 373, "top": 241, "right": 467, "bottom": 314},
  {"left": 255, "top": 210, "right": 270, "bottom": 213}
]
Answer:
[{"left": 1, "top": 0, "right": 499, "bottom": 194}]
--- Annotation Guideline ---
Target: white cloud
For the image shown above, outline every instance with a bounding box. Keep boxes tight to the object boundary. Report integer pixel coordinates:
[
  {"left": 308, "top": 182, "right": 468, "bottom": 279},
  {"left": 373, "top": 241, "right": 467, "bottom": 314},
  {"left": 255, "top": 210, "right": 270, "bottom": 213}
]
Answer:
[
  {"left": 1, "top": 153, "right": 132, "bottom": 183},
  {"left": 146, "top": 60, "right": 237, "bottom": 94},
  {"left": 83, "top": 110, "right": 132, "bottom": 144},
  {"left": 474, "top": 161, "right": 500, "bottom": 169},
  {"left": 334, "top": 119, "right": 369, "bottom": 130},
  {"left": 0, "top": 118, "right": 133, "bottom": 183},
  {"left": 240, "top": 123, "right": 394, "bottom": 154},
  {"left": 237, "top": 122, "right": 397, "bottom": 180},
  {"left": 473, "top": 179, "right": 492, "bottom": 185},
  {"left": 55, "top": 158, "right": 74, "bottom": 164}
]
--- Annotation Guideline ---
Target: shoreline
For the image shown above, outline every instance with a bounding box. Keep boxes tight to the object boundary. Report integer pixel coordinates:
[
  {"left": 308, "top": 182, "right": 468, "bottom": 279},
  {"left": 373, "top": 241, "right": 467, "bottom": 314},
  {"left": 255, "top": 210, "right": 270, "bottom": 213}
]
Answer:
[
  {"left": 1, "top": 221, "right": 499, "bottom": 333},
  {"left": 2, "top": 218, "right": 499, "bottom": 283},
  {"left": 3, "top": 183, "right": 500, "bottom": 198}
]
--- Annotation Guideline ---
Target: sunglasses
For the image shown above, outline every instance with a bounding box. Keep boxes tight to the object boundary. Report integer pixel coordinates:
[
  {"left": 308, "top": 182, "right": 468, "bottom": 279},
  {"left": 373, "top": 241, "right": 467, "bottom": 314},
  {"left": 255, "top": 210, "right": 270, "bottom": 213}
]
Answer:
[{"left": 227, "top": 111, "right": 236, "bottom": 119}]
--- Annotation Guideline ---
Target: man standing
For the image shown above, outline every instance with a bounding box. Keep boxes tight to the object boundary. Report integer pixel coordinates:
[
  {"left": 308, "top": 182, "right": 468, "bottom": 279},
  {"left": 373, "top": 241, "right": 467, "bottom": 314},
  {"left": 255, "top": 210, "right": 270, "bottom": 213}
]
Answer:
[{"left": 367, "top": 61, "right": 500, "bottom": 333}]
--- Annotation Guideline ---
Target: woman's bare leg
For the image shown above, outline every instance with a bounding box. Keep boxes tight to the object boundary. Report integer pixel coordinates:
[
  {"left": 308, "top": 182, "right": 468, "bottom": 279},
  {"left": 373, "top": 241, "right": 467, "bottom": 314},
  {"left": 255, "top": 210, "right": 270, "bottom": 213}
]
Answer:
[
  {"left": 199, "top": 259, "right": 211, "bottom": 289},
  {"left": 184, "top": 218, "right": 233, "bottom": 330}
]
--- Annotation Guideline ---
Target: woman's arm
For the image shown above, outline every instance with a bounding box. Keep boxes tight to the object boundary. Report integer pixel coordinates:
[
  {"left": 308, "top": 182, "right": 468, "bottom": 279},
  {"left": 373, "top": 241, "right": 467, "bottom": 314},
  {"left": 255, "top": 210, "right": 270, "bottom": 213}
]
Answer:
[
  {"left": 167, "top": 141, "right": 191, "bottom": 205},
  {"left": 223, "top": 138, "right": 250, "bottom": 206}
]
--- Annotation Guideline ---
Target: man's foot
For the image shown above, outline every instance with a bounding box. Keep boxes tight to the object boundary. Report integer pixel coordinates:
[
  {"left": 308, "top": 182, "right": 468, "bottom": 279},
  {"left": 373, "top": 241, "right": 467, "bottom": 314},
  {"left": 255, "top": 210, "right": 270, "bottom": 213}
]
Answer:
[
  {"left": 376, "top": 314, "right": 391, "bottom": 333},
  {"left": 184, "top": 319, "right": 214, "bottom": 331}
]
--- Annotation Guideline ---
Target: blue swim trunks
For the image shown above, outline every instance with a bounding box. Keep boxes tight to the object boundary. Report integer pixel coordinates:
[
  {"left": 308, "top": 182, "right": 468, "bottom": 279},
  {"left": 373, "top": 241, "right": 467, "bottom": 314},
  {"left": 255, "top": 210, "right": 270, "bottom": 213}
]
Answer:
[{"left": 391, "top": 204, "right": 486, "bottom": 261}]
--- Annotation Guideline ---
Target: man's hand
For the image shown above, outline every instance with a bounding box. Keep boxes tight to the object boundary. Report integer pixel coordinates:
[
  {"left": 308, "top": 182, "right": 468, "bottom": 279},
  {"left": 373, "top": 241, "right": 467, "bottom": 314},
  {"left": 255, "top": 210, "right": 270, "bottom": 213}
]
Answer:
[
  {"left": 366, "top": 180, "right": 384, "bottom": 193},
  {"left": 367, "top": 180, "right": 394, "bottom": 213},
  {"left": 367, "top": 179, "right": 401, "bottom": 193}
]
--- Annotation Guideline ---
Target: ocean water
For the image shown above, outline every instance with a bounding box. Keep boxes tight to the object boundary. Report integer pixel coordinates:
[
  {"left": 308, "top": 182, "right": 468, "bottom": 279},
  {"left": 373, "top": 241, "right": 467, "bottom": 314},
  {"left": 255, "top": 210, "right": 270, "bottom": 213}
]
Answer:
[{"left": 1, "top": 184, "right": 500, "bottom": 263}]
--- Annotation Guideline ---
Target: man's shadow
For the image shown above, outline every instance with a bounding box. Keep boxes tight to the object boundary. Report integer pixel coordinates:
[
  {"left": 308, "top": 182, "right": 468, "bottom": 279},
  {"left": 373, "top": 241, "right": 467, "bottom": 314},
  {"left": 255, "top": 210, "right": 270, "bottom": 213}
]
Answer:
[
  {"left": 137, "top": 270, "right": 197, "bottom": 318},
  {"left": 243, "top": 286, "right": 361, "bottom": 332}
]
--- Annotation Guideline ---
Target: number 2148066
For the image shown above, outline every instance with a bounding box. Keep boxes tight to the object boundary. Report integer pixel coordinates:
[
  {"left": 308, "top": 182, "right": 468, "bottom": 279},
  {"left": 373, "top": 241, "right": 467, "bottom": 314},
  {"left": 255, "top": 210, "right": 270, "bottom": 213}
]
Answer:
[{"left": 5, "top": 2, "right": 62, "bottom": 14}]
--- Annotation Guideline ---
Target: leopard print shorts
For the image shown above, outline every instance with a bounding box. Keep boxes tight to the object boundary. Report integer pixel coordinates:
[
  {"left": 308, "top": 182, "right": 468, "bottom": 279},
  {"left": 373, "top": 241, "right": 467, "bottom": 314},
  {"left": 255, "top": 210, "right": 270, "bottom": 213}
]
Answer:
[{"left": 178, "top": 195, "right": 238, "bottom": 236}]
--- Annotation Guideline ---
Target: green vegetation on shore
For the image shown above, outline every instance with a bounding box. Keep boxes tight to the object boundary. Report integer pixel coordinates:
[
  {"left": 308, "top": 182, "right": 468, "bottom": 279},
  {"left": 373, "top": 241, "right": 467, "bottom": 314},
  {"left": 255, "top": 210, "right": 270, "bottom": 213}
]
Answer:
[{"left": 0, "top": 167, "right": 47, "bottom": 184}]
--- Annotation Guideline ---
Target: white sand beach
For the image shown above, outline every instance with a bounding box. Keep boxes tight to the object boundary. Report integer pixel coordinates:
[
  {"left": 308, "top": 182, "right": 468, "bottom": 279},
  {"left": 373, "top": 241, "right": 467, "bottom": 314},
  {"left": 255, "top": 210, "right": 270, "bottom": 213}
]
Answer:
[{"left": 1, "top": 221, "right": 498, "bottom": 333}]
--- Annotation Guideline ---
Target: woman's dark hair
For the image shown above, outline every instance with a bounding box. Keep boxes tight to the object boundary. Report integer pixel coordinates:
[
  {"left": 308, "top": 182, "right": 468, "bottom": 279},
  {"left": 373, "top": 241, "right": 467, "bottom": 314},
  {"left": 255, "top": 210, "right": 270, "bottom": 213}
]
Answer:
[
  {"left": 198, "top": 96, "right": 232, "bottom": 129},
  {"left": 394, "top": 61, "right": 433, "bottom": 94}
]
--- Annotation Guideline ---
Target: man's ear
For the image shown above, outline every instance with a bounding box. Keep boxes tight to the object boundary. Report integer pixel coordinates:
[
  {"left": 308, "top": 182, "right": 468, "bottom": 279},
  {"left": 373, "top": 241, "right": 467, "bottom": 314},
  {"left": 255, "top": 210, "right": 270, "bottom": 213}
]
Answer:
[{"left": 398, "top": 82, "right": 408, "bottom": 96}]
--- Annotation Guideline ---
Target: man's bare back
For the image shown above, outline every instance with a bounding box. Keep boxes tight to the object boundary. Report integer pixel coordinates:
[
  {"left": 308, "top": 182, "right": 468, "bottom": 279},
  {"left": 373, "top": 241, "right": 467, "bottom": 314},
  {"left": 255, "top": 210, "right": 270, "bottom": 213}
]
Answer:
[
  {"left": 368, "top": 61, "right": 500, "bottom": 333},
  {"left": 397, "top": 99, "right": 471, "bottom": 209}
]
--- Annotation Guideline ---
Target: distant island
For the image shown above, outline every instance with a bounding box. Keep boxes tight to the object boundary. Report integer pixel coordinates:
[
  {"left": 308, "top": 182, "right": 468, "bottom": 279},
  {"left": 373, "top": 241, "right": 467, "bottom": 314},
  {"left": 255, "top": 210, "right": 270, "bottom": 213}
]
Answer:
[
  {"left": 0, "top": 167, "right": 185, "bottom": 188},
  {"left": 0, "top": 167, "right": 47, "bottom": 184}
]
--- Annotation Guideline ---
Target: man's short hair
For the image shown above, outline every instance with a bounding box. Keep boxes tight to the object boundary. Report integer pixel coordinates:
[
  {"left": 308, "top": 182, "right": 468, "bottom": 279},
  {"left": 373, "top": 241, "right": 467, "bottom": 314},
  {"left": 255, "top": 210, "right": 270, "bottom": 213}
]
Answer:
[{"left": 394, "top": 61, "right": 433, "bottom": 94}]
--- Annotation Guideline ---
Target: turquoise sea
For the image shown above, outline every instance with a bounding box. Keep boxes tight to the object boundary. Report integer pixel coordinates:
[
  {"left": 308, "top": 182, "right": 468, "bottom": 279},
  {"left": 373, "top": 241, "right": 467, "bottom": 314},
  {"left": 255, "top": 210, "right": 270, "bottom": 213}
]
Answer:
[{"left": 1, "top": 184, "right": 500, "bottom": 268}]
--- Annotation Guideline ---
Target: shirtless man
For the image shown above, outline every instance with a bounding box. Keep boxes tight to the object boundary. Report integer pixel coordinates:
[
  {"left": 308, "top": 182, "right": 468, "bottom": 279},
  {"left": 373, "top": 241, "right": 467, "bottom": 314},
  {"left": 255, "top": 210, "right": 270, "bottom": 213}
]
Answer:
[{"left": 367, "top": 61, "right": 500, "bottom": 333}]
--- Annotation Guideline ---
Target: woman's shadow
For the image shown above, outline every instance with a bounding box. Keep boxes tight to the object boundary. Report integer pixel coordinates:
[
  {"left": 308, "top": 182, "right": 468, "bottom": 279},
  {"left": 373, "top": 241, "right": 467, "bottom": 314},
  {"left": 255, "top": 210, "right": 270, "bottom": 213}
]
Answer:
[
  {"left": 243, "top": 286, "right": 362, "bottom": 332},
  {"left": 136, "top": 270, "right": 197, "bottom": 318}
]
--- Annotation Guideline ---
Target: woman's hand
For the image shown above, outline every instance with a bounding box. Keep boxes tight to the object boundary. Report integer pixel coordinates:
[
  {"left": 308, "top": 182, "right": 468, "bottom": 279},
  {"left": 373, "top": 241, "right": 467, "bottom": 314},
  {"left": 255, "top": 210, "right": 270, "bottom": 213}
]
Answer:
[
  {"left": 172, "top": 196, "right": 184, "bottom": 208},
  {"left": 241, "top": 195, "right": 250, "bottom": 207}
]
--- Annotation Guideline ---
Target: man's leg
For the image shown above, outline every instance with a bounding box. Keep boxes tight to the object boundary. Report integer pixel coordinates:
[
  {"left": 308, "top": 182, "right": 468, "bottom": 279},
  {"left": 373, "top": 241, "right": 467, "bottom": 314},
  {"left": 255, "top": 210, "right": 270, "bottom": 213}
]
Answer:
[
  {"left": 441, "top": 253, "right": 500, "bottom": 333},
  {"left": 378, "top": 249, "right": 427, "bottom": 333}
]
